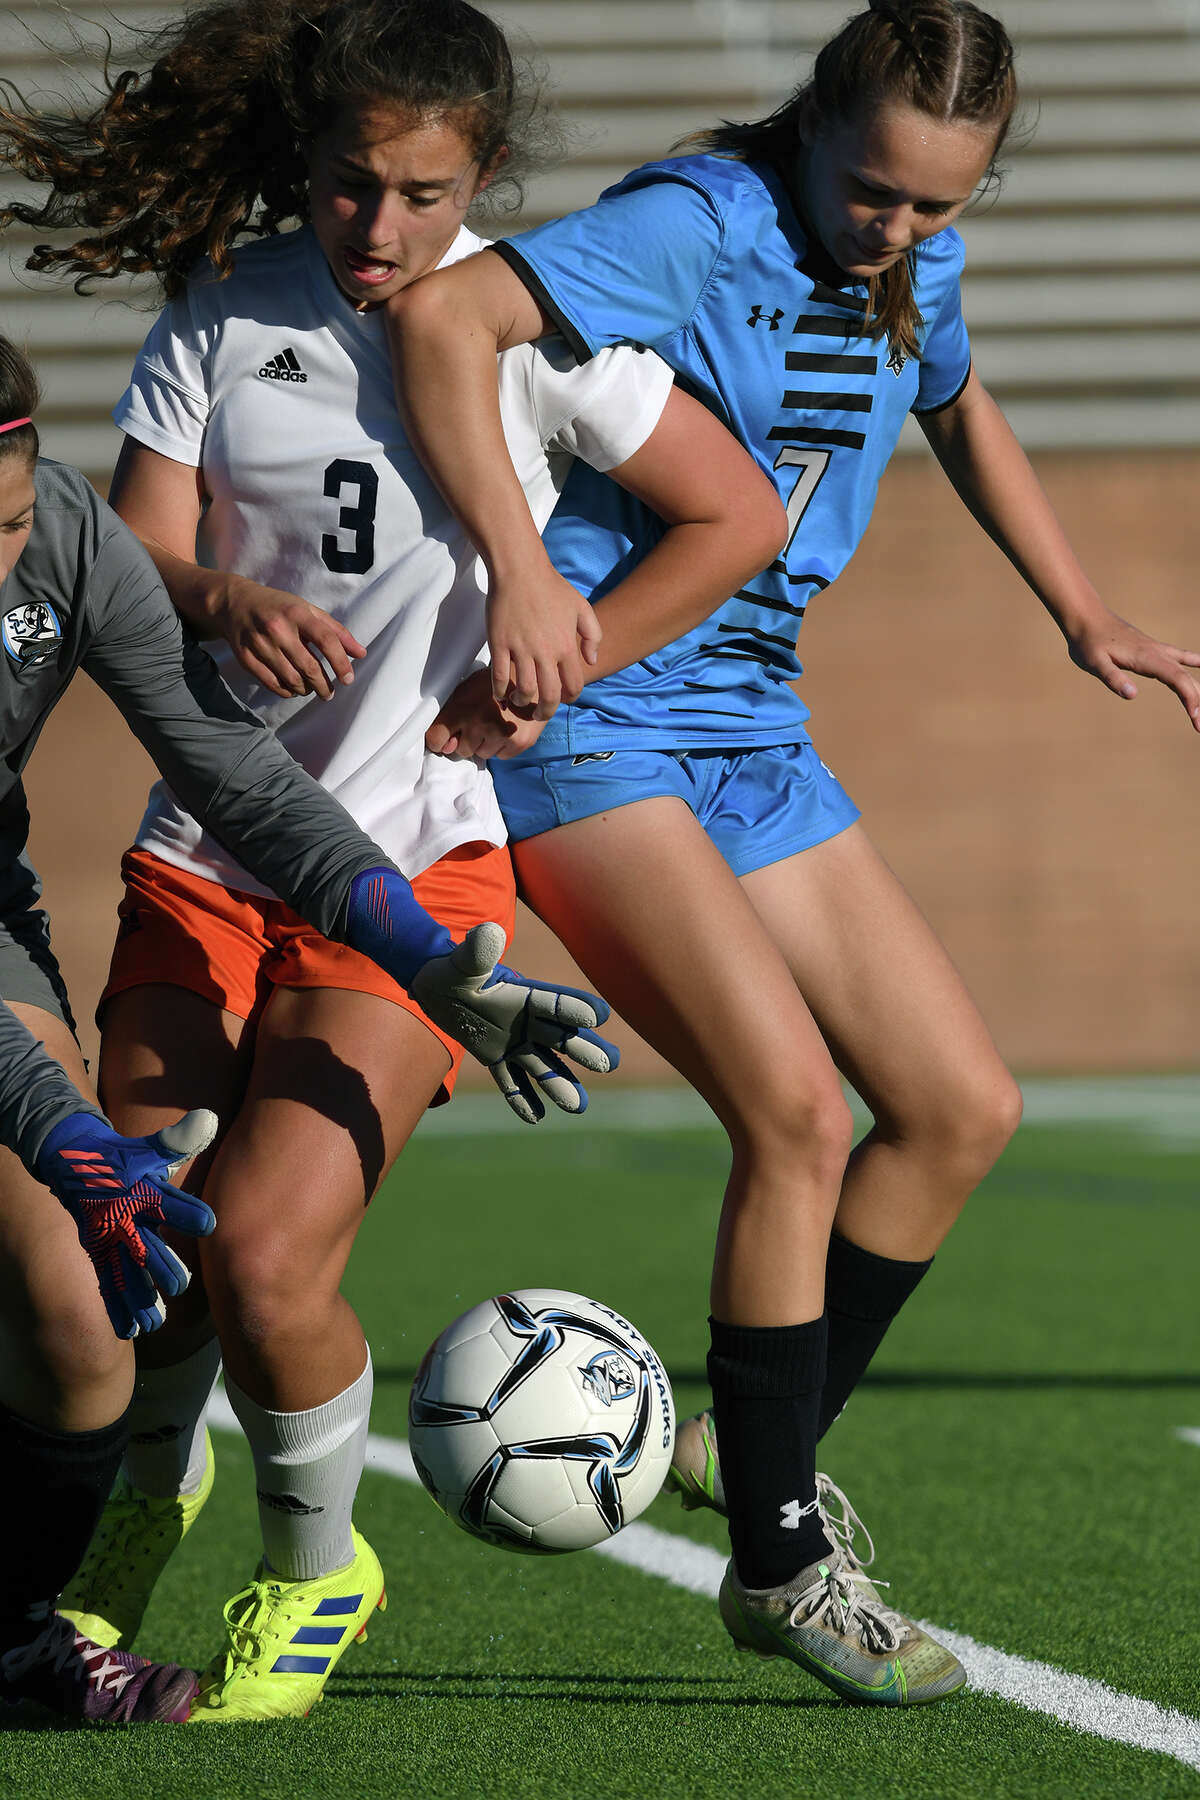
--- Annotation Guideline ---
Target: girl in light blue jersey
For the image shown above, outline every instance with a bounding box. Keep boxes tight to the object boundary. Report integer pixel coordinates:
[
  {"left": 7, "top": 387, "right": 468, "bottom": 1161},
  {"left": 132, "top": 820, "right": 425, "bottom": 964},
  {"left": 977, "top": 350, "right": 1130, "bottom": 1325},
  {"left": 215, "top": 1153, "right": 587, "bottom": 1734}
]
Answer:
[{"left": 385, "top": 0, "right": 1200, "bottom": 1706}]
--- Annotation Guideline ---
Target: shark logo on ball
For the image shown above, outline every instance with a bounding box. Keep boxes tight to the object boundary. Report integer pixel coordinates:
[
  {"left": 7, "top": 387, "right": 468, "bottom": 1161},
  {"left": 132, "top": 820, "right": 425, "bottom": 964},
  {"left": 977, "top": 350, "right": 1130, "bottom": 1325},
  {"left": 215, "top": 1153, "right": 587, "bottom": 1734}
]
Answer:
[{"left": 579, "top": 1350, "right": 637, "bottom": 1408}]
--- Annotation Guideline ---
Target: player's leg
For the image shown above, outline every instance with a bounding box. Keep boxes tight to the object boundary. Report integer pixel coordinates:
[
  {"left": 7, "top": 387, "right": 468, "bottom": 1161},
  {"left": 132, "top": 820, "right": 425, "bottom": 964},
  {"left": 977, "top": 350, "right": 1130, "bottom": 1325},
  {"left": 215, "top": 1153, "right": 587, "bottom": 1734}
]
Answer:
[
  {"left": 58, "top": 979, "right": 256, "bottom": 1651},
  {"left": 741, "top": 816, "right": 1022, "bottom": 1435},
  {"left": 59, "top": 847, "right": 266, "bottom": 1650},
  {"left": 508, "top": 755, "right": 965, "bottom": 1705},
  {"left": 0, "top": 1001, "right": 198, "bottom": 1723},
  {"left": 182, "top": 838, "right": 513, "bottom": 1721},
  {"left": 512, "top": 792, "right": 853, "bottom": 1594},
  {"left": 185, "top": 981, "right": 452, "bottom": 1721}
]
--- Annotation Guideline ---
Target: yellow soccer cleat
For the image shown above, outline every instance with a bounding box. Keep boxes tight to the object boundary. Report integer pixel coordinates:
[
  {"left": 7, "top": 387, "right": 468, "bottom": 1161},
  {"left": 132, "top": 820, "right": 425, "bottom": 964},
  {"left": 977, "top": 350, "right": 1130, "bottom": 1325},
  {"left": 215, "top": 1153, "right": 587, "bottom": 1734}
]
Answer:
[
  {"left": 188, "top": 1528, "right": 385, "bottom": 1722},
  {"left": 60, "top": 1432, "right": 216, "bottom": 1650}
]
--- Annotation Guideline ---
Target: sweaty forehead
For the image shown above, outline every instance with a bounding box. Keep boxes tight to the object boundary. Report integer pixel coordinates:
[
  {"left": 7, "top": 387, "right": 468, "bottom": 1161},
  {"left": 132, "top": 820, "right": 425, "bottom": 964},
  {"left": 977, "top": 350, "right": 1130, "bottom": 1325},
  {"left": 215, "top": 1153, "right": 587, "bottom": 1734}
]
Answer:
[{"left": 844, "top": 104, "right": 995, "bottom": 199}]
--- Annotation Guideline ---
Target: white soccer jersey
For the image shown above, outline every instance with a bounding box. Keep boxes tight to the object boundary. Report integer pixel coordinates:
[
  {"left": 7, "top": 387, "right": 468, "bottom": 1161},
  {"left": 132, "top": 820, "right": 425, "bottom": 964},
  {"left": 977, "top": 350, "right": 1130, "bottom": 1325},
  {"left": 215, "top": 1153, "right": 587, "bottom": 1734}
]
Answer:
[{"left": 114, "top": 224, "right": 673, "bottom": 889}]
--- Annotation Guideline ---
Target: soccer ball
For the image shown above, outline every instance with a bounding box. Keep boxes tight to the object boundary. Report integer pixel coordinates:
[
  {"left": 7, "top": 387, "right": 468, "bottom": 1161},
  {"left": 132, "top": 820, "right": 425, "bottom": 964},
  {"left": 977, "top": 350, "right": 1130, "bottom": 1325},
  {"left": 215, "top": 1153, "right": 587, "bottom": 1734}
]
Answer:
[{"left": 408, "top": 1288, "right": 675, "bottom": 1553}]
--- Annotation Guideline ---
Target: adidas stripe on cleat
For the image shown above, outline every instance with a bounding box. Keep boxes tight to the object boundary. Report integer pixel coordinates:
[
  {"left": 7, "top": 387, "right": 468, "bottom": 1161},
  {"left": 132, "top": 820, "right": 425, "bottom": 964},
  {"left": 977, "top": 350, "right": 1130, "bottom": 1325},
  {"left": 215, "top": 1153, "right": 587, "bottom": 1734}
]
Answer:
[{"left": 188, "top": 1527, "right": 385, "bottom": 1722}]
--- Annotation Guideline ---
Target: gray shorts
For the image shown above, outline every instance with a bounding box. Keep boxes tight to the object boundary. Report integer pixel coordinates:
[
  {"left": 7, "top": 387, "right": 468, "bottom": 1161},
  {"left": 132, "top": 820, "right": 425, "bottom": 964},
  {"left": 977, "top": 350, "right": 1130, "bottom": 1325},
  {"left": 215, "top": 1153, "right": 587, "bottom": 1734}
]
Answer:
[{"left": 0, "top": 840, "right": 77, "bottom": 1035}]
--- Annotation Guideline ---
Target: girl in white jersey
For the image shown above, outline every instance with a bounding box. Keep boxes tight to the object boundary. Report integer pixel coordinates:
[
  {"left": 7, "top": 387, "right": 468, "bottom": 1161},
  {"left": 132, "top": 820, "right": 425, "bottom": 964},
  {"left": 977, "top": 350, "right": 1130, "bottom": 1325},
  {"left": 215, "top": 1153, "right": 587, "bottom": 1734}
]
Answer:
[
  {"left": 0, "top": 334, "right": 624, "bottom": 1729},
  {"left": 3, "top": 0, "right": 784, "bottom": 1722}
]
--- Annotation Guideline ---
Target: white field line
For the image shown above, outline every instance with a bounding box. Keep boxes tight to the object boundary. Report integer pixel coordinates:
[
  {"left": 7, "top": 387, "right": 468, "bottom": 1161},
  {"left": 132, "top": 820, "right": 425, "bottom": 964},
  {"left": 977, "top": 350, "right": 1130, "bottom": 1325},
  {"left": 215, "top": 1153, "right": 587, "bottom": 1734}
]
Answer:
[
  {"left": 1176, "top": 1427, "right": 1200, "bottom": 1448},
  {"left": 207, "top": 1392, "right": 1200, "bottom": 1773},
  {"left": 414, "top": 1078, "right": 1200, "bottom": 1145}
]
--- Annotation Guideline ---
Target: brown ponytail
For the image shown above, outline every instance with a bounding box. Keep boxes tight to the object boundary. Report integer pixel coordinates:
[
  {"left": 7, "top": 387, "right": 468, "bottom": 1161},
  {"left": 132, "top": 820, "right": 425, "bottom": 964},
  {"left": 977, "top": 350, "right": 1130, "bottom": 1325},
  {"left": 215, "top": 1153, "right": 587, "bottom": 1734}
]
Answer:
[{"left": 690, "top": 0, "right": 1018, "bottom": 361}]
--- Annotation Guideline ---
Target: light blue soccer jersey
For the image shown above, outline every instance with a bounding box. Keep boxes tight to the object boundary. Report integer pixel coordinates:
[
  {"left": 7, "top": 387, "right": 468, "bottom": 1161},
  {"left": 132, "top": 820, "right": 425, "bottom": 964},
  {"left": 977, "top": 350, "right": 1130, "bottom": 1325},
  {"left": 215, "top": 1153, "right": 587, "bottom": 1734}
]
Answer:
[{"left": 493, "top": 154, "right": 971, "bottom": 756}]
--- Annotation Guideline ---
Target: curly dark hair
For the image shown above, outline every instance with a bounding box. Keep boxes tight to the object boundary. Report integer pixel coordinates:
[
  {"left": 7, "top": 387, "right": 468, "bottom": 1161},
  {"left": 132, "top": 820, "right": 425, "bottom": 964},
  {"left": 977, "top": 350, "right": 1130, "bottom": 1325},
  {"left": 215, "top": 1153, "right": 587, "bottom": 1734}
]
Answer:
[
  {"left": 691, "top": 0, "right": 1018, "bottom": 360},
  {"left": 0, "top": 0, "right": 562, "bottom": 297}
]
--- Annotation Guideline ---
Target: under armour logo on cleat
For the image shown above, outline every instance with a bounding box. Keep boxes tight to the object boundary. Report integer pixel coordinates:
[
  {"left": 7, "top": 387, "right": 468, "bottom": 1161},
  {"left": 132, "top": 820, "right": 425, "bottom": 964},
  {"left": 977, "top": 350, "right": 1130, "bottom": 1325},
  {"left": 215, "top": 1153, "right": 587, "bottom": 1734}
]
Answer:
[{"left": 780, "top": 1496, "right": 819, "bottom": 1529}]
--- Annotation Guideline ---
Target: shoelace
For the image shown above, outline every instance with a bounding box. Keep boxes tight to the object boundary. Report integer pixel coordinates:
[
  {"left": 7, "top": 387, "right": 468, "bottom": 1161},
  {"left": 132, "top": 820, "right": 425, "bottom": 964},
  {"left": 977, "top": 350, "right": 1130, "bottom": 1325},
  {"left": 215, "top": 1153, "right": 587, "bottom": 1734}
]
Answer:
[
  {"left": 787, "top": 1559, "right": 909, "bottom": 1655},
  {"left": 815, "top": 1472, "right": 876, "bottom": 1571},
  {"left": 215, "top": 1577, "right": 303, "bottom": 1681},
  {"left": 1, "top": 1616, "right": 134, "bottom": 1696},
  {"left": 813, "top": 1481, "right": 916, "bottom": 1641}
]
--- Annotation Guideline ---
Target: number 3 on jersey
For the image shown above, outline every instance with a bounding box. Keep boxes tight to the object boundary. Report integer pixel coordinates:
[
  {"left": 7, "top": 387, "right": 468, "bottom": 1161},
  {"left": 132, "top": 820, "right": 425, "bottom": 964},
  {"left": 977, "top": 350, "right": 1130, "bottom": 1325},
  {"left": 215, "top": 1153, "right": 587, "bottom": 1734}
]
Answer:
[
  {"left": 772, "top": 446, "right": 831, "bottom": 572},
  {"left": 321, "top": 459, "right": 378, "bottom": 574}
]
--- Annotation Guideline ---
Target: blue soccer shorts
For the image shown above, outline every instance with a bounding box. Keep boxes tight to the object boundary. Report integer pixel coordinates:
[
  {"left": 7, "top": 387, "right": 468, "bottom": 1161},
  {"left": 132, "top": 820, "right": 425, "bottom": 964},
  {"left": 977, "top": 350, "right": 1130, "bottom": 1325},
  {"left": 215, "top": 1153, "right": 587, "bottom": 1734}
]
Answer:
[{"left": 491, "top": 740, "right": 860, "bottom": 878}]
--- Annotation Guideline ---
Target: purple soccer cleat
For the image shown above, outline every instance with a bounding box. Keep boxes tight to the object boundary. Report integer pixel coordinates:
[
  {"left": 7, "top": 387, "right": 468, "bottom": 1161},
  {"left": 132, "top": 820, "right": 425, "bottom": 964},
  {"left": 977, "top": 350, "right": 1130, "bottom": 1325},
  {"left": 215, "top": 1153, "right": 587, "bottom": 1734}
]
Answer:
[{"left": 0, "top": 1610, "right": 197, "bottom": 1724}]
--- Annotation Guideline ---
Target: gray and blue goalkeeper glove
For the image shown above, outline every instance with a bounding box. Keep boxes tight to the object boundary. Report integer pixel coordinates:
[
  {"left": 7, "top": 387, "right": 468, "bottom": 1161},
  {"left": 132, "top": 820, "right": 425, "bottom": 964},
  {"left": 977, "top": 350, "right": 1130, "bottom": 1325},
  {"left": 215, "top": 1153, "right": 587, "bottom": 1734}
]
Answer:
[
  {"left": 35, "top": 1110, "right": 218, "bottom": 1339},
  {"left": 346, "top": 868, "right": 619, "bottom": 1124}
]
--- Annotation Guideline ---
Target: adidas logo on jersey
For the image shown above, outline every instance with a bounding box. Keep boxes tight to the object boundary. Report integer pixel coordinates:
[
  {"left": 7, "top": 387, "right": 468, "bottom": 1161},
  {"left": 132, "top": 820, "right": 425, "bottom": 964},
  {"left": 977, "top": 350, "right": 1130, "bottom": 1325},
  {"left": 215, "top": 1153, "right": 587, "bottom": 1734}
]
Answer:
[{"left": 258, "top": 347, "right": 308, "bottom": 383}]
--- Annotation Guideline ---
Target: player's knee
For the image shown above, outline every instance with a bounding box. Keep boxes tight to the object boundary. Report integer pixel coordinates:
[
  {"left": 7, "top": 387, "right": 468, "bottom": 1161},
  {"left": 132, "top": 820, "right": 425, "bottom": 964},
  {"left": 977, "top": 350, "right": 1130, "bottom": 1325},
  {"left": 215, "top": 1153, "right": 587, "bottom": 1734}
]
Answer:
[
  {"left": 203, "top": 1224, "right": 343, "bottom": 1348},
  {"left": 901, "top": 1060, "right": 1022, "bottom": 1181},
  {"left": 734, "top": 1073, "right": 855, "bottom": 1182},
  {"left": 28, "top": 1292, "right": 133, "bottom": 1414}
]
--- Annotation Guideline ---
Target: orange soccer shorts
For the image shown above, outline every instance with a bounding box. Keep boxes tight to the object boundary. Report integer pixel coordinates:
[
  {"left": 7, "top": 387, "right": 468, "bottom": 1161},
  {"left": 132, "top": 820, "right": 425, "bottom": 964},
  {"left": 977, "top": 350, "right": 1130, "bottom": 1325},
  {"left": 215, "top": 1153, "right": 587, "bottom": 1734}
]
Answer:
[{"left": 101, "top": 841, "right": 517, "bottom": 1101}]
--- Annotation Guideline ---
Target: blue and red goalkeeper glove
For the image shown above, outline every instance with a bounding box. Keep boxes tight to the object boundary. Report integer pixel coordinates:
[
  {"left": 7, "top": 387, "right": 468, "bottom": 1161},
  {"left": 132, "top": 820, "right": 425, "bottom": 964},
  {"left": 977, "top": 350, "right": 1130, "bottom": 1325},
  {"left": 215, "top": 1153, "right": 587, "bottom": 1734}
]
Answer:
[
  {"left": 346, "top": 869, "right": 619, "bottom": 1124},
  {"left": 35, "top": 1110, "right": 218, "bottom": 1340}
]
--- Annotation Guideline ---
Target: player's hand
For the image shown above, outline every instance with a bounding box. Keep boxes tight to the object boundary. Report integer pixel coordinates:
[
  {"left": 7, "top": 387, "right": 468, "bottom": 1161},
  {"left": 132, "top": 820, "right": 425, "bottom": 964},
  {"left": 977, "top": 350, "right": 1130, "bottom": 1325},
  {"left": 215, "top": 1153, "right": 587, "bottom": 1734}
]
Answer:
[
  {"left": 411, "top": 924, "right": 620, "bottom": 1124},
  {"left": 1067, "top": 612, "right": 1200, "bottom": 731},
  {"left": 486, "top": 570, "right": 601, "bottom": 721},
  {"left": 426, "top": 668, "right": 549, "bottom": 761},
  {"left": 35, "top": 1110, "right": 218, "bottom": 1340},
  {"left": 213, "top": 577, "right": 365, "bottom": 701}
]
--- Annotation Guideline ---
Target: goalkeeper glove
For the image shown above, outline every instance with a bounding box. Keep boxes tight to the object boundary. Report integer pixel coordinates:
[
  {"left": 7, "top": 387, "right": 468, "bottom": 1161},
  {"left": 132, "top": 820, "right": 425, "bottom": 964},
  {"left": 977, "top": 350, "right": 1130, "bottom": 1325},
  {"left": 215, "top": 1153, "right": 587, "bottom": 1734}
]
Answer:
[
  {"left": 346, "top": 869, "right": 618, "bottom": 1123},
  {"left": 35, "top": 1110, "right": 218, "bottom": 1340}
]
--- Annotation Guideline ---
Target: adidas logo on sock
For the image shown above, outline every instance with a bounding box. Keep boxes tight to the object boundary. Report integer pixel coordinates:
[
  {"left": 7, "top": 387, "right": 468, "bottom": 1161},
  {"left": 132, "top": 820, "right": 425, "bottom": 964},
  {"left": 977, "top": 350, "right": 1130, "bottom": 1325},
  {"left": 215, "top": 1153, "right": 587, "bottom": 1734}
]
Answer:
[{"left": 258, "top": 347, "right": 308, "bottom": 383}]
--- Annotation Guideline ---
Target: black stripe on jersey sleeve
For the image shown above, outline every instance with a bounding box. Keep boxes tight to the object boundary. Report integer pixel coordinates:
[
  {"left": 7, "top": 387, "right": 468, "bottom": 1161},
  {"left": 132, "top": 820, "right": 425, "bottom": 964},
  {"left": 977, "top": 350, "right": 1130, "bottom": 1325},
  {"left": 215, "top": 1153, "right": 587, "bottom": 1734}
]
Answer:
[
  {"left": 911, "top": 360, "right": 973, "bottom": 417},
  {"left": 736, "top": 586, "right": 809, "bottom": 614},
  {"left": 667, "top": 704, "right": 758, "bottom": 719},
  {"left": 787, "top": 351, "right": 878, "bottom": 375},
  {"left": 768, "top": 424, "right": 866, "bottom": 451},
  {"left": 782, "top": 389, "right": 873, "bottom": 414},
  {"left": 492, "top": 240, "right": 594, "bottom": 364}
]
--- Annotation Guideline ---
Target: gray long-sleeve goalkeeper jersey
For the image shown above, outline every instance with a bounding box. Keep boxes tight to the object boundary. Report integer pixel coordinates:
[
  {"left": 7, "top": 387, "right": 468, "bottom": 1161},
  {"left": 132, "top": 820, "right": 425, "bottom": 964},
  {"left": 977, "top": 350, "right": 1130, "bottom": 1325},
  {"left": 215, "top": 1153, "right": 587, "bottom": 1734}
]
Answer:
[{"left": 0, "top": 459, "right": 397, "bottom": 1169}]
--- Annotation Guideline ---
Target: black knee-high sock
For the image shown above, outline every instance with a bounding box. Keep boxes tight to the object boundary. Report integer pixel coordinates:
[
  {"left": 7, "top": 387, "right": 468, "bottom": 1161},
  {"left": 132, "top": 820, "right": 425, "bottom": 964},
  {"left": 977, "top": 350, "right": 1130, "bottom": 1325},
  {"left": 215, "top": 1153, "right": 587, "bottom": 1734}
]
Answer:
[
  {"left": 707, "top": 1315, "right": 832, "bottom": 1589},
  {"left": 817, "top": 1231, "right": 932, "bottom": 1440},
  {"left": 0, "top": 1401, "right": 129, "bottom": 1637}
]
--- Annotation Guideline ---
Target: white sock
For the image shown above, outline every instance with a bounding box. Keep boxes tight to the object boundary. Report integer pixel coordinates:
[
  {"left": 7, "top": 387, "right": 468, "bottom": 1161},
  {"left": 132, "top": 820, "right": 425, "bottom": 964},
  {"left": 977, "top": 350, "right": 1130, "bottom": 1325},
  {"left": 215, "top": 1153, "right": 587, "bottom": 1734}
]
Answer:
[
  {"left": 123, "top": 1337, "right": 222, "bottom": 1498},
  {"left": 224, "top": 1351, "right": 372, "bottom": 1581}
]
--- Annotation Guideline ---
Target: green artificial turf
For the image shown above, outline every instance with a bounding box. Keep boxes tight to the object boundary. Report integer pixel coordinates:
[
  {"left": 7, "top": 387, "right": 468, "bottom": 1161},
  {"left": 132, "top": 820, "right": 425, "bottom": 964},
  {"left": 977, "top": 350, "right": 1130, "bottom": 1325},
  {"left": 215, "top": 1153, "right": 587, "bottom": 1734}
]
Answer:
[{"left": 2, "top": 1111, "right": 1198, "bottom": 1799}]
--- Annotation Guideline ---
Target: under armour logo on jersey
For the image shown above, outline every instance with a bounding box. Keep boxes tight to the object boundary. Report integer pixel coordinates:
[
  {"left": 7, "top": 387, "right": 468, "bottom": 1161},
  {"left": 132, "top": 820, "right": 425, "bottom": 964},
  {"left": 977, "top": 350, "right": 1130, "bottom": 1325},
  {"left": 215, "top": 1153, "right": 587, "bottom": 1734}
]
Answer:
[
  {"left": 571, "top": 751, "right": 616, "bottom": 765},
  {"left": 886, "top": 340, "right": 908, "bottom": 376},
  {"left": 779, "top": 1495, "right": 820, "bottom": 1529},
  {"left": 258, "top": 347, "right": 308, "bottom": 383},
  {"left": 747, "top": 305, "right": 784, "bottom": 331}
]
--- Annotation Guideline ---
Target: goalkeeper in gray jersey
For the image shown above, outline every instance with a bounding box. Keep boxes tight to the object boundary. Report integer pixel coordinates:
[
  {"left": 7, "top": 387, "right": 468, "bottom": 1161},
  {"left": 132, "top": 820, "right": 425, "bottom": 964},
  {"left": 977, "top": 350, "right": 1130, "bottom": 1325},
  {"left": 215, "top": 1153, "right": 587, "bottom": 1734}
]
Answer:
[{"left": 0, "top": 338, "right": 615, "bottom": 1726}]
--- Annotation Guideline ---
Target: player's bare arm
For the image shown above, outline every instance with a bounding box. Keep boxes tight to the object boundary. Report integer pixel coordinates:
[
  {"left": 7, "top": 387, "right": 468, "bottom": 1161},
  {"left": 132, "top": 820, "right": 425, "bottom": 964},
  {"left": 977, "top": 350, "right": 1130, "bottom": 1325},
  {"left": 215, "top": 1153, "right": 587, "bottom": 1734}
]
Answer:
[
  {"left": 427, "top": 386, "right": 788, "bottom": 759},
  {"left": 387, "top": 250, "right": 595, "bottom": 718},
  {"left": 110, "top": 439, "right": 365, "bottom": 701},
  {"left": 921, "top": 368, "right": 1200, "bottom": 729}
]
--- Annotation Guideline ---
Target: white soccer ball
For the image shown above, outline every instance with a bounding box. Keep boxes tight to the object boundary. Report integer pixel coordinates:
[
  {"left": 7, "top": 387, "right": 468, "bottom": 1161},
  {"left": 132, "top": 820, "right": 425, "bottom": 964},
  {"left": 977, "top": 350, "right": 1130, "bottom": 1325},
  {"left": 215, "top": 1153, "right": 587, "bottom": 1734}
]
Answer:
[{"left": 408, "top": 1288, "right": 675, "bottom": 1553}]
